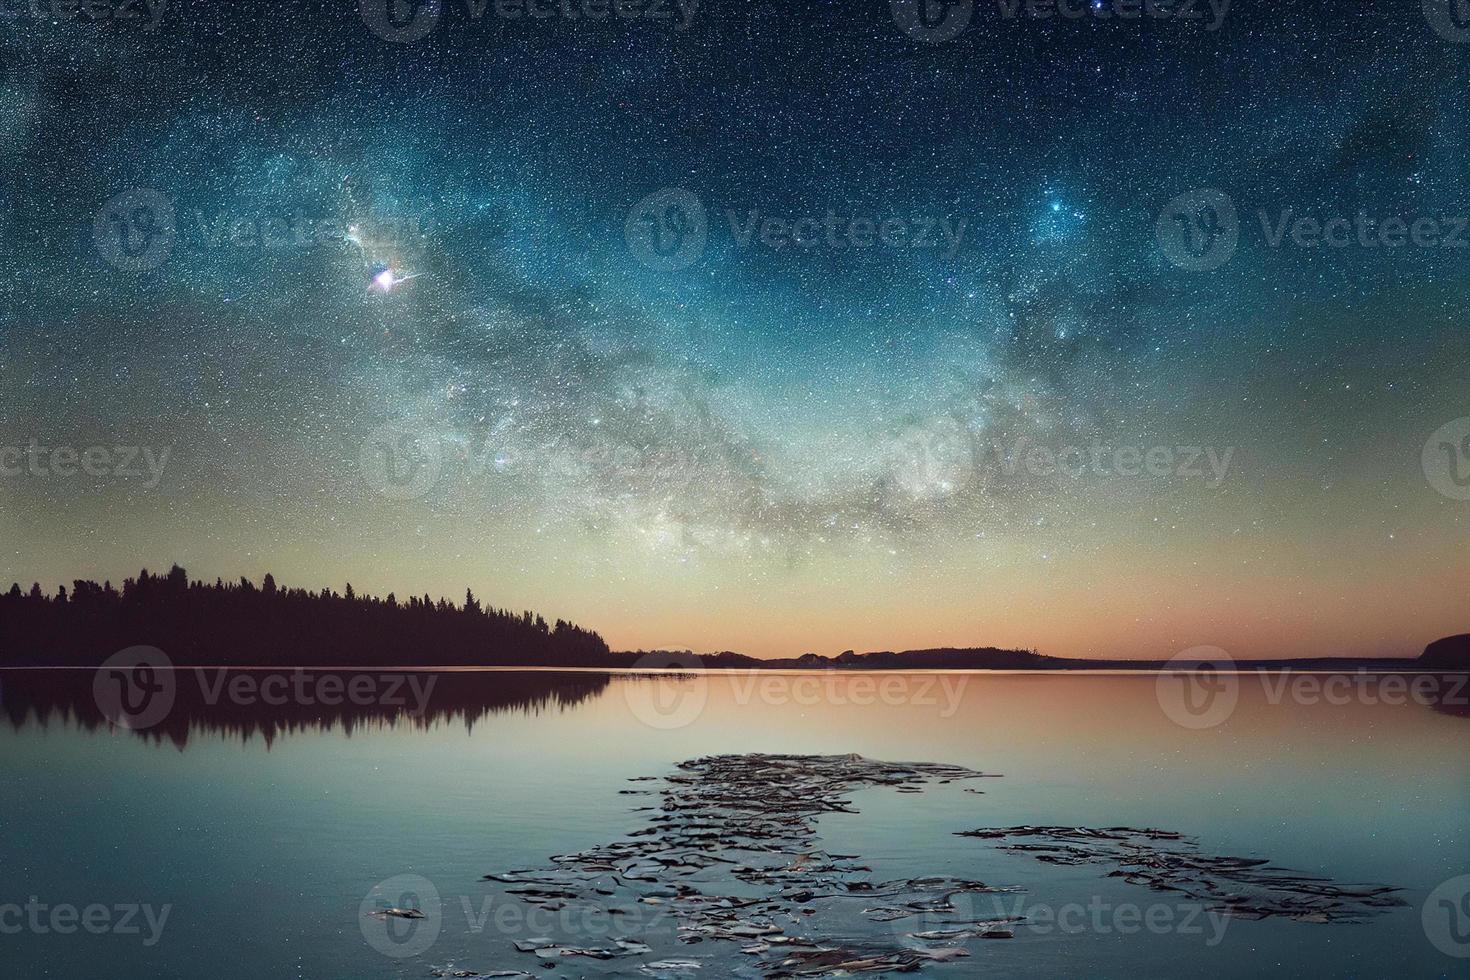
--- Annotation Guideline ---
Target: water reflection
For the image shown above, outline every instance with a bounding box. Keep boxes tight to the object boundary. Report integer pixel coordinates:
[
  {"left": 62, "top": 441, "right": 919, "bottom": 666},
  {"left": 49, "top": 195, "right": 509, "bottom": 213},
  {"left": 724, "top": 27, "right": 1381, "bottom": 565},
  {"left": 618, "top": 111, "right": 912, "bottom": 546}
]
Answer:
[
  {"left": 0, "top": 669, "right": 1465, "bottom": 979},
  {"left": 1427, "top": 675, "right": 1470, "bottom": 718},
  {"left": 2, "top": 666, "right": 1464, "bottom": 755},
  {"left": 0, "top": 668, "right": 612, "bottom": 748}
]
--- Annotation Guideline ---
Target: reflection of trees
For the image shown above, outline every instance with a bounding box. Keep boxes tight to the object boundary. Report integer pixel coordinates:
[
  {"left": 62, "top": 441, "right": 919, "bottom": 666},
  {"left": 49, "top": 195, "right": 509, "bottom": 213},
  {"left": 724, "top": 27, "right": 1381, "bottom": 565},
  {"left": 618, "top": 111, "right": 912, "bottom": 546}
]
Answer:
[{"left": 1, "top": 668, "right": 612, "bottom": 750}]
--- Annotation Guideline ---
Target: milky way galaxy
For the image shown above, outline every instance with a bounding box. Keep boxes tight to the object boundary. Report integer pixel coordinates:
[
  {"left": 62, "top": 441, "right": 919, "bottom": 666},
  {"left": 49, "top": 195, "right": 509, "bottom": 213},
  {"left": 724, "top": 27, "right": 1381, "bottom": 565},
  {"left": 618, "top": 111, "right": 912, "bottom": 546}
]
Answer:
[{"left": 1, "top": 0, "right": 1467, "bottom": 658}]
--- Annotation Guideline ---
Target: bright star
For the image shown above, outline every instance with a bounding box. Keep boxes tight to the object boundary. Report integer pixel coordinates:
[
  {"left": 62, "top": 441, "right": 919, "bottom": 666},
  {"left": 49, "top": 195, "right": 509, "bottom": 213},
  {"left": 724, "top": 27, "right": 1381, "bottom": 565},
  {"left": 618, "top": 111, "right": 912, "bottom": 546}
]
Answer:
[{"left": 369, "top": 268, "right": 423, "bottom": 293}]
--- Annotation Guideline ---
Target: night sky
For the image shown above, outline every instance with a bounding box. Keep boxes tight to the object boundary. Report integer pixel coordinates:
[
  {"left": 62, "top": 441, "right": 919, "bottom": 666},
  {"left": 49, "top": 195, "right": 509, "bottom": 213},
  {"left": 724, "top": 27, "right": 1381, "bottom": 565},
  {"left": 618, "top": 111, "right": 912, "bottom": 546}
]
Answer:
[{"left": 2, "top": 0, "right": 1467, "bottom": 659}]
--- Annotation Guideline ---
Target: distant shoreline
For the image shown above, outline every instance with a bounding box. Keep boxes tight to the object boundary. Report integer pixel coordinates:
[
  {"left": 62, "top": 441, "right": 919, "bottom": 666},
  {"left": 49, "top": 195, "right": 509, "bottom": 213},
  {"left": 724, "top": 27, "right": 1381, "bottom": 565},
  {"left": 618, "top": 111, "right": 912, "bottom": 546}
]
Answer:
[
  {"left": 2, "top": 567, "right": 1465, "bottom": 671},
  {"left": 0, "top": 661, "right": 1457, "bottom": 674},
  {"left": 608, "top": 650, "right": 1459, "bottom": 672}
]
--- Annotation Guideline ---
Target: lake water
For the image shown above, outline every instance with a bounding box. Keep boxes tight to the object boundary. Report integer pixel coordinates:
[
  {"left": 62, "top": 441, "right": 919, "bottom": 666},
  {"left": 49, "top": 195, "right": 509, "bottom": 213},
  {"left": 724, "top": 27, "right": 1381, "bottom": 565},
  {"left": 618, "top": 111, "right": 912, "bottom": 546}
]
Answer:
[{"left": 1, "top": 668, "right": 1467, "bottom": 978}]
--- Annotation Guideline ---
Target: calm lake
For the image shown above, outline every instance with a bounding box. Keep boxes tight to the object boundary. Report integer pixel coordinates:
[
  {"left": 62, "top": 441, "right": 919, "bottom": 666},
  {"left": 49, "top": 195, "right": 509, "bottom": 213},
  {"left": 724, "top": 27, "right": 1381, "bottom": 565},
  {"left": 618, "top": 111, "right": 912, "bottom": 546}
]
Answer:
[{"left": 1, "top": 668, "right": 1467, "bottom": 978}]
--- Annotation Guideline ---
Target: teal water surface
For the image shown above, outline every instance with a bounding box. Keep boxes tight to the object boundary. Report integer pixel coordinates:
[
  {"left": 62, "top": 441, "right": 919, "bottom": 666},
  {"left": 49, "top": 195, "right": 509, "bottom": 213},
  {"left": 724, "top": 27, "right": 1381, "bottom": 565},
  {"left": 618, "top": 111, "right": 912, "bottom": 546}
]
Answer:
[{"left": 0, "top": 669, "right": 1466, "bottom": 978}]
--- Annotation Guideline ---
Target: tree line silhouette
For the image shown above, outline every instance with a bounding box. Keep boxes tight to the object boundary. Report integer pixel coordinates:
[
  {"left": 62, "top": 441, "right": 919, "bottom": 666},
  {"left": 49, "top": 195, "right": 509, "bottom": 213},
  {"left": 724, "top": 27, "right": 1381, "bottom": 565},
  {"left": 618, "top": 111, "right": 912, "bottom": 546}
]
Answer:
[{"left": 0, "top": 566, "right": 615, "bottom": 667}]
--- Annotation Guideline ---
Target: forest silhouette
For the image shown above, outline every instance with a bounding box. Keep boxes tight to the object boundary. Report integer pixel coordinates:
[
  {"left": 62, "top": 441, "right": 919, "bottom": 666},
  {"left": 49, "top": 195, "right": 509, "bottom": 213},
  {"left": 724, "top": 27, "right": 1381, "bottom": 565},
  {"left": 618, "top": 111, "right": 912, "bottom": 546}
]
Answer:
[{"left": 0, "top": 565, "right": 613, "bottom": 667}]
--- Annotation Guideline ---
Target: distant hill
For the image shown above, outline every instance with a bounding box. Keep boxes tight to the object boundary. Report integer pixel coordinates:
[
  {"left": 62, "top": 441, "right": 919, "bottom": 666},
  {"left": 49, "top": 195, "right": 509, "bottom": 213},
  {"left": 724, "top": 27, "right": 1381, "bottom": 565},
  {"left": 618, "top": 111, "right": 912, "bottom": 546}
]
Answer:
[
  {"left": 618, "top": 647, "right": 1438, "bottom": 671},
  {"left": 622, "top": 647, "right": 1066, "bottom": 670},
  {"left": 1420, "top": 634, "right": 1470, "bottom": 668}
]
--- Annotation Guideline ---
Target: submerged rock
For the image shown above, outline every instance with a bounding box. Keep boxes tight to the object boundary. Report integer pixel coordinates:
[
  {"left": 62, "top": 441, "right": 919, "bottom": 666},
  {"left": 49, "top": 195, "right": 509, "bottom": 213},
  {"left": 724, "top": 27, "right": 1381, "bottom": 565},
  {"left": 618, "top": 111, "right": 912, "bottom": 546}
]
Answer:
[
  {"left": 958, "top": 825, "right": 1406, "bottom": 922},
  {"left": 440, "top": 753, "right": 1405, "bottom": 978},
  {"left": 765, "top": 943, "right": 971, "bottom": 976},
  {"left": 480, "top": 753, "right": 1002, "bottom": 976}
]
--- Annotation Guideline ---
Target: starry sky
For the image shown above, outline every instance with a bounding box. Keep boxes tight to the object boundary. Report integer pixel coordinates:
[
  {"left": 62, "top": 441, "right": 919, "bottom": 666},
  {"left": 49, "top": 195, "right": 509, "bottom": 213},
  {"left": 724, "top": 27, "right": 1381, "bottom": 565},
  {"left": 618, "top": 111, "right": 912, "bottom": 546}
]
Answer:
[{"left": 2, "top": 0, "right": 1467, "bottom": 659}]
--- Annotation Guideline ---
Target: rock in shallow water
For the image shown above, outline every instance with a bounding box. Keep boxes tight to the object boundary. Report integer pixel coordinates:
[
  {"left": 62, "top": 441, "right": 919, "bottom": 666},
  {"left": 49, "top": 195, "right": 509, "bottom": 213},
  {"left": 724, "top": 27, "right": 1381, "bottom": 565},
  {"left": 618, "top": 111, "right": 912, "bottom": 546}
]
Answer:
[
  {"left": 433, "top": 753, "right": 1403, "bottom": 978},
  {"left": 957, "top": 825, "right": 1406, "bottom": 922},
  {"left": 366, "top": 907, "right": 426, "bottom": 920},
  {"left": 475, "top": 753, "right": 1007, "bottom": 975}
]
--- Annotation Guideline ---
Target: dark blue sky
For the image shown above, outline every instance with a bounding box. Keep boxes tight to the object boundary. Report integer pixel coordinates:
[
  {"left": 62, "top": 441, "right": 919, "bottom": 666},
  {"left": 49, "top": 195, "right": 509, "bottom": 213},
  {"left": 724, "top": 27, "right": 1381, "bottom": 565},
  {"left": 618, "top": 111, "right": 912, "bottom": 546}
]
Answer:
[{"left": 2, "top": 0, "right": 1467, "bottom": 658}]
